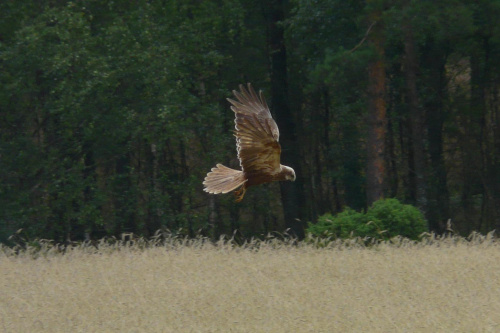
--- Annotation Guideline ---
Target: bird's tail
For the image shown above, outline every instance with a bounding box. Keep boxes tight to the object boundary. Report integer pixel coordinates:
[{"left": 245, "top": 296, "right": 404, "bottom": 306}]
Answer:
[{"left": 203, "top": 164, "right": 247, "bottom": 194}]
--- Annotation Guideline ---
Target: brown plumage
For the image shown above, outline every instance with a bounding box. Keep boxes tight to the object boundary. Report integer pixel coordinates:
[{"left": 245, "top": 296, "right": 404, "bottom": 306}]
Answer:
[{"left": 203, "top": 83, "right": 296, "bottom": 201}]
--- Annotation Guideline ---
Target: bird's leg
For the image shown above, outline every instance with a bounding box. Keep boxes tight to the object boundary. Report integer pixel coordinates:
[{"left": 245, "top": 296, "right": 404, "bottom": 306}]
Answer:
[{"left": 234, "top": 186, "right": 247, "bottom": 202}]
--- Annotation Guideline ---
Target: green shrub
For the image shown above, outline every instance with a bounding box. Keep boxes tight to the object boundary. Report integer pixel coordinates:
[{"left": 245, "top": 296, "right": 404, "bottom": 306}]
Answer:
[
  {"left": 307, "top": 208, "right": 377, "bottom": 239},
  {"left": 366, "top": 198, "right": 427, "bottom": 239},
  {"left": 307, "top": 198, "right": 427, "bottom": 240}
]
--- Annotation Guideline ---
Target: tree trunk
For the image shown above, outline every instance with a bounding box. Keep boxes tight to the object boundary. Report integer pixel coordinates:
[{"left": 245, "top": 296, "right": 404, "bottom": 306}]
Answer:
[
  {"left": 96, "top": 157, "right": 116, "bottom": 235},
  {"left": 423, "top": 40, "right": 449, "bottom": 232},
  {"left": 403, "top": 22, "right": 428, "bottom": 215},
  {"left": 366, "top": 14, "right": 387, "bottom": 206},
  {"left": 476, "top": 36, "right": 500, "bottom": 233},
  {"left": 265, "top": 0, "right": 305, "bottom": 238}
]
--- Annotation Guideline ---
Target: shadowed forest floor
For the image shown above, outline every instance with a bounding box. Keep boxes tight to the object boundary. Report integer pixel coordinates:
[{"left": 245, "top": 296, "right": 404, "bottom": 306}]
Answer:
[{"left": 1, "top": 236, "right": 499, "bottom": 332}]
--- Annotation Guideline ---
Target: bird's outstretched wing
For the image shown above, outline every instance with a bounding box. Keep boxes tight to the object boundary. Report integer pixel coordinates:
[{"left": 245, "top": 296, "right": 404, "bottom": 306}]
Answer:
[{"left": 227, "top": 83, "right": 281, "bottom": 176}]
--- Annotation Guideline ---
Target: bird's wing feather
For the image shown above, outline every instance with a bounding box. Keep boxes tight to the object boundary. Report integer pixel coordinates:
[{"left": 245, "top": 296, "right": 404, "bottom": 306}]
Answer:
[{"left": 227, "top": 83, "right": 281, "bottom": 175}]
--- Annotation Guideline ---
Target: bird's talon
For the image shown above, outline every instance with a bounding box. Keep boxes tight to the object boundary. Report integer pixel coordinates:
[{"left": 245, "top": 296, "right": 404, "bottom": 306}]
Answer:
[{"left": 234, "top": 187, "right": 246, "bottom": 202}]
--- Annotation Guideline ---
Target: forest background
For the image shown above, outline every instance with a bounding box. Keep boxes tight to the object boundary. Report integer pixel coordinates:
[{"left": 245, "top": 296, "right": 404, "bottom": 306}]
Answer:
[{"left": 1, "top": 0, "right": 499, "bottom": 243}]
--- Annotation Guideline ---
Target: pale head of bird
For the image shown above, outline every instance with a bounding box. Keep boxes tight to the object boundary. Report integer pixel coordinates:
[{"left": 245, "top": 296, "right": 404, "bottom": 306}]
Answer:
[{"left": 280, "top": 165, "right": 296, "bottom": 182}]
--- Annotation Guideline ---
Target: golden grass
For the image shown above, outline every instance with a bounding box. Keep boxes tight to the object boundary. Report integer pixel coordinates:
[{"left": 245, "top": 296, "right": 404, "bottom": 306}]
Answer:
[{"left": 1, "top": 236, "right": 499, "bottom": 332}]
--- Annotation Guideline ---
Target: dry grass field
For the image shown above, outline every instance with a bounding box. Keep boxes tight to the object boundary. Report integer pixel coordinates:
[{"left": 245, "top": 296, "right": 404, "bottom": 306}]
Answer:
[{"left": 1, "top": 236, "right": 499, "bottom": 332}]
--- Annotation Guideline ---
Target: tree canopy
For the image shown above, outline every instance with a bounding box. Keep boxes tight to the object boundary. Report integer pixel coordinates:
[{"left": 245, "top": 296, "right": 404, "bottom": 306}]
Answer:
[{"left": 1, "top": 0, "right": 499, "bottom": 243}]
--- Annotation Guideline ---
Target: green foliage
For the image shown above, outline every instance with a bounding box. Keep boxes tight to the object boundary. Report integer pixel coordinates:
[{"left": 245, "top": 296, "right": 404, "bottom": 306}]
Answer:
[
  {"left": 307, "top": 208, "right": 372, "bottom": 239},
  {"left": 367, "top": 199, "right": 428, "bottom": 239},
  {"left": 1, "top": 0, "right": 499, "bottom": 242},
  {"left": 0, "top": 0, "right": 247, "bottom": 242},
  {"left": 307, "top": 199, "right": 427, "bottom": 240}
]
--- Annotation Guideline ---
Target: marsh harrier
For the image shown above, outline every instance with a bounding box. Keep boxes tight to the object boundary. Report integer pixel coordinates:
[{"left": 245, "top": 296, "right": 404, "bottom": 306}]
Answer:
[{"left": 203, "top": 83, "right": 296, "bottom": 202}]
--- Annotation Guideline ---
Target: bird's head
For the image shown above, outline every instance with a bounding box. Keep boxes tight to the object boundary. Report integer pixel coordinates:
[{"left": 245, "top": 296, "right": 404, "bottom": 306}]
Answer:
[{"left": 280, "top": 165, "right": 296, "bottom": 182}]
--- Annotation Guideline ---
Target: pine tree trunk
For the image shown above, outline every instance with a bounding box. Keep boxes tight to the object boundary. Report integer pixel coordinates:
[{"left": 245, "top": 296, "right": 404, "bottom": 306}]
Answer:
[{"left": 366, "top": 15, "right": 387, "bottom": 206}]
